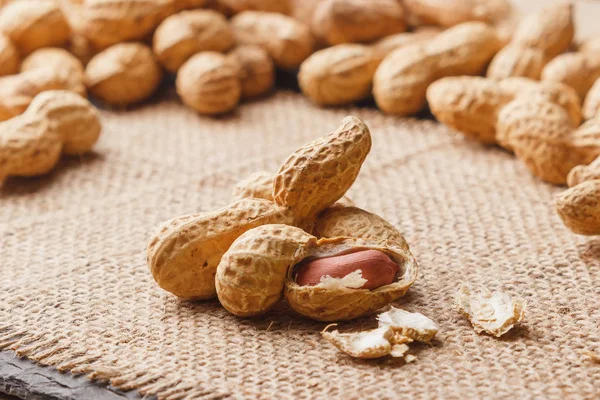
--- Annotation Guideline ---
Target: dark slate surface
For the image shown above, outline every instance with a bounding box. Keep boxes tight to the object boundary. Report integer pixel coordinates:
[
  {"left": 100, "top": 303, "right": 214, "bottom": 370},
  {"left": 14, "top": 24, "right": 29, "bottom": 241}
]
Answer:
[{"left": 0, "top": 351, "right": 148, "bottom": 400}]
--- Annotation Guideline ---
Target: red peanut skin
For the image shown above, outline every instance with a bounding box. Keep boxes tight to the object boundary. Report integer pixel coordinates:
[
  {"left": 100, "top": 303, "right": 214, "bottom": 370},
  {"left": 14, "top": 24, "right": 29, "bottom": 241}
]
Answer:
[{"left": 295, "top": 250, "right": 399, "bottom": 289}]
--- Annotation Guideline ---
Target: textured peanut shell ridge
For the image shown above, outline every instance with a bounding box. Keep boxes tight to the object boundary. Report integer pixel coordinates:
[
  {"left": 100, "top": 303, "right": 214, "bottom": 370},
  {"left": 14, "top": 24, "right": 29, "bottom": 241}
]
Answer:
[
  {"left": 512, "top": 1, "right": 573, "bottom": 58},
  {"left": 176, "top": 52, "right": 242, "bottom": 115},
  {"left": 273, "top": 116, "right": 372, "bottom": 225},
  {"left": 85, "top": 42, "right": 162, "bottom": 106},
  {"left": 0, "top": 33, "right": 18, "bottom": 77},
  {"left": 583, "top": 79, "right": 600, "bottom": 120},
  {"left": 0, "top": 0, "right": 70, "bottom": 55},
  {"left": 147, "top": 198, "right": 295, "bottom": 300},
  {"left": 231, "top": 171, "right": 274, "bottom": 201},
  {"left": 285, "top": 237, "right": 419, "bottom": 321},
  {"left": 227, "top": 45, "right": 275, "bottom": 99},
  {"left": 311, "top": 0, "right": 406, "bottom": 46},
  {"left": 373, "top": 44, "right": 435, "bottom": 116},
  {"left": 456, "top": 286, "right": 525, "bottom": 337},
  {"left": 313, "top": 205, "right": 409, "bottom": 251},
  {"left": 425, "top": 22, "right": 503, "bottom": 77},
  {"left": 496, "top": 98, "right": 597, "bottom": 185},
  {"left": 216, "top": 224, "right": 316, "bottom": 317},
  {"left": 78, "top": 0, "right": 173, "bottom": 49},
  {"left": 567, "top": 157, "right": 600, "bottom": 188},
  {"left": 541, "top": 53, "right": 600, "bottom": 100},
  {"left": 298, "top": 44, "right": 379, "bottom": 106},
  {"left": 21, "top": 48, "right": 87, "bottom": 97},
  {"left": 27, "top": 90, "right": 101, "bottom": 155},
  {"left": 486, "top": 45, "right": 547, "bottom": 80},
  {"left": 402, "top": 0, "right": 513, "bottom": 28},
  {"left": 208, "top": 0, "right": 291, "bottom": 16},
  {"left": 556, "top": 180, "right": 600, "bottom": 235},
  {"left": 153, "top": 10, "right": 235, "bottom": 72},
  {"left": 231, "top": 11, "right": 314, "bottom": 70},
  {"left": 427, "top": 76, "right": 512, "bottom": 144}
]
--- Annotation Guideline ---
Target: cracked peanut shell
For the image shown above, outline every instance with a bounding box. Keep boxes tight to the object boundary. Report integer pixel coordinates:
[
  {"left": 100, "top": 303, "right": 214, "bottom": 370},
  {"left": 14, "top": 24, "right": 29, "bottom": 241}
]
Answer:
[
  {"left": 273, "top": 116, "right": 371, "bottom": 227},
  {"left": 147, "top": 198, "right": 294, "bottom": 300},
  {"left": 216, "top": 224, "right": 418, "bottom": 321}
]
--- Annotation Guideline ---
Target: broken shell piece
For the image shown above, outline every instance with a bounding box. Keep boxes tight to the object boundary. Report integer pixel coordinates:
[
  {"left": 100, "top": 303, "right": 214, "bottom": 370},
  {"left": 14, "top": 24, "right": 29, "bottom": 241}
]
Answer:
[
  {"left": 322, "top": 326, "right": 395, "bottom": 359},
  {"left": 456, "top": 286, "right": 525, "bottom": 337},
  {"left": 377, "top": 307, "right": 439, "bottom": 343},
  {"left": 582, "top": 351, "right": 600, "bottom": 363}
]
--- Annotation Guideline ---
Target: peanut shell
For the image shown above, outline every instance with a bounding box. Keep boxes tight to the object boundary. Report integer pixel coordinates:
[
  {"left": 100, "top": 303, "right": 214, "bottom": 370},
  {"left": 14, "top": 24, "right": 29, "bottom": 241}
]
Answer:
[
  {"left": 76, "top": 0, "right": 173, "bottom": 49},
  {"left": 227, "top": 45, "right": 275, "bottom": 99},
  {"left": 322, "top": 326, "right": 398, "bottom": 359},
  {"left": 486, "top": 44, "right": 547, "bottom": 80},
  {"left": 231, "top": 170, "right": 274, "bottom": 201},
  {"left": 567, "top": 156, "right": 600, "bottom": 188},
  {"left": 147, "top": 198, "right": 294, "bottom": 300},
  {"left": 377, "top": 307, "right": 439, "bottom": 343},
  {"left": 555, "top": 180, "right": 600, "bottom": 235},
  {"left": 207, "top": 0, "right": 291, "bottom": 16},
  {"left": 311, "top": 0, "right": 406, "bottom": 46},
  {"left": 583, "top": 79, "right": 600, "bottom": 120},
  {"left": 298, "top": 44, "right": 379, "bottom": 106},
  {"left": 0, "top": 0, "right": 70, "bottom": 55},
  {"left": 273, "top": 116, "right": 371, "bottom": 226},
  {"left": 456, "top": 286, "right": 525, "bottom": 337},
  {"left": 153, "top": 10, "right": 235, "bottom": 73},
  {"left": 0, "top": 33, "right": 18, "bottom": 77},
  {"left": 541, "top": 52, "right": 600, "bottom": 100},
  {"left": 21, "top": 48, "right": 86, "bottom": 97},
  {"left": 511, "top": 2, "right": 573, "bottom": 58},
  {"left": 215, "top": 224, "right": 418, "bottom": 321},
  {"left": 85, "top": 42, "right": 162, "bottom": 106},
  {"left": 370, "top": 30, "right": 439, "bottom": 63},
  {"left": 231, "top": 11, "right": 314, "bottom": 70},
  {"left": 402, "top": 0, "right": 513, "bottom": 28},
  {"left": 176, "top": 51, "right": 242, "bottom": 115},
  {"left": 0, "top": 90, "right": 101, "bottom": 178}
]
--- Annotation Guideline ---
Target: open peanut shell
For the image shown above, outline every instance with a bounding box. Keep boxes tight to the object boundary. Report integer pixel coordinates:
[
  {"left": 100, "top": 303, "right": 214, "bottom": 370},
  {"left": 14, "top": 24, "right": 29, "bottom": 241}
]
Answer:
[{"left": 216, "top": 224, "right": 418, "bottom": 321}]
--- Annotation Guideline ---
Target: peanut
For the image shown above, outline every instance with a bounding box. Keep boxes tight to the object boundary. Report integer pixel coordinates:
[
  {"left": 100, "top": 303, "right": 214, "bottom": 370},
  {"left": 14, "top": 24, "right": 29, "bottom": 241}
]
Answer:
[
  {"left": 153, "top": 10, "right": 235, "bottom": 73},
  {"left": 487, "top": 2, "right": 573, "bottom": 80},
  {"left": 311, "top": 0, "right": 406, "bottom": 46},
  {"left": 173, "top": 0, "right": 208, "bottom": 11},
  {"left": 176, "top": 52, "right": 241, "bottom": 115},
  {"left": 0, "top": 90, "right": 101, "bottom": 179},
  {"left": 542, "top": 51, "right": 600, "bottom": 100},
  {"left": 206, "top": 0, "right": 291, "bottom": 16},
  {"left": 227, "top": 45, "right": 275, "bottom": 100},
  {"left": 295, "top": 250, "right": 399, "bottom": 290},
  {"left": 147, "top": 198, "right": 295, "bottom": 300},
  {"left": 273, "top": 116, "right": 371, "bottom": 227},
  {"left": 0, "top": 33, "right": 18, "bottom": 77},
  {"left": 231, "top": 170, "right": 275, "bottom": 201},
  {"left": 568, "top": 156, "right": 600, "bottom": 188},
  {"left": 299, "top": 30, "right": 437, "bottom": 106},
  {"left": 373, "top": 22, "right": 502, "bottom": 116},
  {"left": 579, "top": 37, "right": 600, "bottom": 55},
  {"left": 0, "top": 48, "right": 86, "bottom": 121},
  {"left": 427, "top": 76, "right": 581, "bottom": 145},
  {"left": 583, "top": 79, "right": 600, "bottom": 121},
  {"left": 290, "top": 0, "right": 319, "bottom": 25},
  {"left": 0, "top": 0, "right": 70, "bottom": 55},
  {"left": 85, "top": 42, "right": 163, "bottom": 106},
  {"left": 556, "top": 180, "right": 600, "bottom": 236},
  {"left": 496, "top": 98, "right": 600, "bottom": 184},
  {"left": 231, "top": 11, "right": 314, "bottom": 69},
  {"left": 215, "top": 224, "right": 417, "bottom": 321},
  {"left": 75, "top": 0, "right": 173, "bottom": 49},
  {"left": 402, "top": 0, "right": 513, "bottom": 28}
]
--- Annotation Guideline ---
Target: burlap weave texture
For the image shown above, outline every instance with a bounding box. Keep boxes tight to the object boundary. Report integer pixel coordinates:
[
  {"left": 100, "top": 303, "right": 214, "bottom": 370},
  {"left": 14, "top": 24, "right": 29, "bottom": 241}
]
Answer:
[{"left": 1, "top": 92, "right": 599, "bottom": 399}]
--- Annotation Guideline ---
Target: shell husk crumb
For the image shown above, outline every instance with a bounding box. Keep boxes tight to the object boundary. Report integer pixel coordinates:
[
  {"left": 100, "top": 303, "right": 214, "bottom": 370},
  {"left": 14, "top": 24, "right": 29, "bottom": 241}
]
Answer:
[{"left": 456, "top": 286, "right": 525, "bottom": 337}]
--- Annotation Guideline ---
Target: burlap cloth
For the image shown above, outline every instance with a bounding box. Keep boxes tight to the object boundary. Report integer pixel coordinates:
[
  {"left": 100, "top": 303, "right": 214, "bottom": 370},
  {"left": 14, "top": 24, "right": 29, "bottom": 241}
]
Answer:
[{"left": 1, "top": 90, "right": 599, "bottom": 399}]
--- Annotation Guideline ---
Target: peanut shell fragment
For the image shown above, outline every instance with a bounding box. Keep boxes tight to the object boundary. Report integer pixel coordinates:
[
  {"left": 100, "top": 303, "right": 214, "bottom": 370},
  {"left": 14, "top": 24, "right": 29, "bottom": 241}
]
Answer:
[
  {"left": 456, "top": 286, "right": 525, "bottom": 338},
  {"left": 377, "top": 307, "right": 439, "bottom": 343}
]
